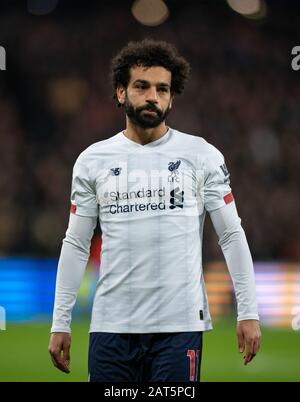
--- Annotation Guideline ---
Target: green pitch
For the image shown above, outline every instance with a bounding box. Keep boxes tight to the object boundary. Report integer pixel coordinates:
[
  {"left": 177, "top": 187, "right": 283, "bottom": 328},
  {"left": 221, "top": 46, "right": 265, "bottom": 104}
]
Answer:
[{"left": 0, "top": 318, "right": 299, "bottom": 382}]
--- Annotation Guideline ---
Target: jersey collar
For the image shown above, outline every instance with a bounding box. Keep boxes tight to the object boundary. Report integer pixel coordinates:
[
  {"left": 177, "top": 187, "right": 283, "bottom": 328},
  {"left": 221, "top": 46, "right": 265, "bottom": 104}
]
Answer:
[{"left": 120, "top": 127, "right": 172, "bottom": 148}]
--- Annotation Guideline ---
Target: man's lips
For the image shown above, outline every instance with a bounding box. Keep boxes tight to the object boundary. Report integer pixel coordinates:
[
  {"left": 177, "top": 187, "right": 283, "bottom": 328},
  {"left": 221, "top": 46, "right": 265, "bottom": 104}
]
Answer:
[{"left": 142, "top": 109, "right": 158, "bottom": 117}]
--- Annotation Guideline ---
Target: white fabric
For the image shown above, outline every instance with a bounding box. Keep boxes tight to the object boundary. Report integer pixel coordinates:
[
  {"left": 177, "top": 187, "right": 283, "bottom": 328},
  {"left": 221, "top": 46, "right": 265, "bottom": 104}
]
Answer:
[
  {"left": 209, "top": 202, "right": 259, "bottom": 321},
  {"left": 51, "top": 213, "right": 97, "bottom": 333},
  {"left": 51, "top": 128, "right": 259, "bottom": 333}
]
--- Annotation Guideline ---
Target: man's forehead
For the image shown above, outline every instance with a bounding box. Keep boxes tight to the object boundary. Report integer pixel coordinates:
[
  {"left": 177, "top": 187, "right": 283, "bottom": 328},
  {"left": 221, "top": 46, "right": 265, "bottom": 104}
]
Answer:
[{"left": 129, "top": 65, "right": 171, "bottom": 84}]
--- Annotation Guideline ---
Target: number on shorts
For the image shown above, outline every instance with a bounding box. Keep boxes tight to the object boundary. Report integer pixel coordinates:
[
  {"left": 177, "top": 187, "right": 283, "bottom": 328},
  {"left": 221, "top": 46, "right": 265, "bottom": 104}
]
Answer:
[{"left": 187, "top": 349, "right": 200, "bottom": 381}]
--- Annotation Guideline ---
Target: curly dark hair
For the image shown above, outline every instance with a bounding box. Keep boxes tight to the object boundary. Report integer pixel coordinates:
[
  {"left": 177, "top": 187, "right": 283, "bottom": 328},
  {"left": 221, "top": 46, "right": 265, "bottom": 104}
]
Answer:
[{"left": 110, "top": 38, "right": 190, "bottom": 106}]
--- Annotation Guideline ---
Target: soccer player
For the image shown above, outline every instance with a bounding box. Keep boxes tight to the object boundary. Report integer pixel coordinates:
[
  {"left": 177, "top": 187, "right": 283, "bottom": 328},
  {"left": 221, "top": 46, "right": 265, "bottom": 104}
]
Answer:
[{"left": 48, "top": 39, "right": 261, "bottom": 382}]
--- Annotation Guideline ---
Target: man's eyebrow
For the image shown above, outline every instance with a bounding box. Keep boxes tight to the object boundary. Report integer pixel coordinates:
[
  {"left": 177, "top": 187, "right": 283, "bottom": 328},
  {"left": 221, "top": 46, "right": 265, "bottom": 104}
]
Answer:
[
  {"left": 157, "top": 83, "right": 170, "bottom": 88},
  {"left": 133, "top": 79, "right": 170, "bottom": 88},
  {"left": 132, "top": 79, "right": 149, "bottom": 85}
]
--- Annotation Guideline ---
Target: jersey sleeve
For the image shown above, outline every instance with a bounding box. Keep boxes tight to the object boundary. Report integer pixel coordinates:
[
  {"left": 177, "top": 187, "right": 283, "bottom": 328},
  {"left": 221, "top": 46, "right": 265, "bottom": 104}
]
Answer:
[
  {"left": 70, "top": 158, "right": 98, "bottom": 217},
  {"left": 204, "top": 145, "right": 233, "bottom": 212},
  {"left": 209, "top": 202, "right": 259, "bottom": 321}
]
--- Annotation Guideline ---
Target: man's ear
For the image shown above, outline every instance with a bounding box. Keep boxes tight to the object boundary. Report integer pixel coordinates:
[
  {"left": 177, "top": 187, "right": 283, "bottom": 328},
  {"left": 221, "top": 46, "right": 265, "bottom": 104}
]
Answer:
[
  {"left": 116, "top": 86, "right": 126, "bottom": 105},
  {"left": 169, "top": 95, "right": 174, "bottom": 109}
]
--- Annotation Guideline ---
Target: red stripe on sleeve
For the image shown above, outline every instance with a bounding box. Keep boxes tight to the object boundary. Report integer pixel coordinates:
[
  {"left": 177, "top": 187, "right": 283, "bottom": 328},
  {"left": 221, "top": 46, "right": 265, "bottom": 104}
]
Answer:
[
  {"left": 70, "top": 204, "right": 77, "bottom": 214},
  {"left": 223, "top": 192, "right": 234, "bottom": 205}
]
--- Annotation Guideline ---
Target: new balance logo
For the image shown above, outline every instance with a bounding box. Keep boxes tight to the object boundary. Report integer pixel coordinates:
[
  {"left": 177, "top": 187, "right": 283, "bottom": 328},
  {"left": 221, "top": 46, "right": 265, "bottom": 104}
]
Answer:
[
  {"left": 170, "top": 187, "right": 184, "bottom": 209},
  {"left": 110, "top": 167, "right": 122, "bottom": 176}
]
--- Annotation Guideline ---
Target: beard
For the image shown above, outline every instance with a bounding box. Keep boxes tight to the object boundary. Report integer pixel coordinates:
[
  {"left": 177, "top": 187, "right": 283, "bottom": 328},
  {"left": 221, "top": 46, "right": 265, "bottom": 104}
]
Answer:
[{"left": 124, "top": 94, "right": 171, "bottom": 129}]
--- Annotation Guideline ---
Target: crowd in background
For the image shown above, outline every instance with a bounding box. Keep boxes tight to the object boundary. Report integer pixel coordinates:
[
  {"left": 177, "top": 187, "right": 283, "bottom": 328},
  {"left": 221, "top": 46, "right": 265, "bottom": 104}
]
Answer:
[{"left": 0, "top": 1, "right": 299, "bottom": 261}]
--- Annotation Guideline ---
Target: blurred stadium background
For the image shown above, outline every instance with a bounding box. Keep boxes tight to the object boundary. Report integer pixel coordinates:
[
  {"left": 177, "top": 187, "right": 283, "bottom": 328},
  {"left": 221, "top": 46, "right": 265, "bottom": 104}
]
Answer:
[{"left": 0, "top": 0, "right": 300, "bottom": 381}]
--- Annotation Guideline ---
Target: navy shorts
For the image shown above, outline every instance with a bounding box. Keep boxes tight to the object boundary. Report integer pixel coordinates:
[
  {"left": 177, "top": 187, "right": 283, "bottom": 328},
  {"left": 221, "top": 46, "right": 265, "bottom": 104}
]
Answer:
[{"left": 88, "top": 331, "right": 203, "bottom": 382}]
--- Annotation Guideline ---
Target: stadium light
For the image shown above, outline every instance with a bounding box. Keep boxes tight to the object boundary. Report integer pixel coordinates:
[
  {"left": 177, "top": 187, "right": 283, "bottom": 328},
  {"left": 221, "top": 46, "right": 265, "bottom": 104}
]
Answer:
[
  {"left": 226, "top": 0, "right": 267, "bottom": 19},
  {"left": 131, "top": 0, "right": 170, "bottom": 27},
  {"left": 27, "top": 0, "right": 59, "bottom": 15}
]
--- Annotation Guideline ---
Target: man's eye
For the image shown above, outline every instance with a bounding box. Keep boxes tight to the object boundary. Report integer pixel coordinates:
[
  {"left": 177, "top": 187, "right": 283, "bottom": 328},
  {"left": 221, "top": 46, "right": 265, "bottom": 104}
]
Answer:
[{"left": 158, "top": 87, "right": 168, "bottom": 92}]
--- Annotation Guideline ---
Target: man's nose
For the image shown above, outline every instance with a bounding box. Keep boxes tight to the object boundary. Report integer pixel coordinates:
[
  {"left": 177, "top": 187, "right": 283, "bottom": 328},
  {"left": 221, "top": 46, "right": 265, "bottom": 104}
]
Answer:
[{"left": 146, "top": 87, "right": 158, "bottom": 103}]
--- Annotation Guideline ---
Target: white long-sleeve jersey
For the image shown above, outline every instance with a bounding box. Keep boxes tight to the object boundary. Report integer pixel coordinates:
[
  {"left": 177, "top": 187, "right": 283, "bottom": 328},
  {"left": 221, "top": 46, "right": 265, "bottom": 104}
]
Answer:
[{"left": 51, "top": 128, "right": 259, "bottom": 333}]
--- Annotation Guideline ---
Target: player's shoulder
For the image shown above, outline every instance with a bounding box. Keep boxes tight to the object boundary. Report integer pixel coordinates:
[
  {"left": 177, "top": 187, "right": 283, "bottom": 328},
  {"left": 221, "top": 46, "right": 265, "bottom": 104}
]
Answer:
[
  {"left": 75, "top": 132, "right": 121, "bottom": 165},
  {"left": 172, "top": 128, "right": 224, "bottom": 159}
]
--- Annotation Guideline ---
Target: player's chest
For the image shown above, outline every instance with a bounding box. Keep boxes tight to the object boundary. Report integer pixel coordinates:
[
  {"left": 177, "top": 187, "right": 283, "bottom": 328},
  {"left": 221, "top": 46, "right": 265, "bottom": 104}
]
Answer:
[{"left": 93, "top": 153, "right": 204, "bottom": 208}]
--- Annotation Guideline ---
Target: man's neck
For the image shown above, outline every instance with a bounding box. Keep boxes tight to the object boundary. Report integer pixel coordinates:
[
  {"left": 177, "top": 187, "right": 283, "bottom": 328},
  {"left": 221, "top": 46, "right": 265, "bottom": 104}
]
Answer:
[{"left": 124, "top": 120, "right": 168, "bottom": 145}]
